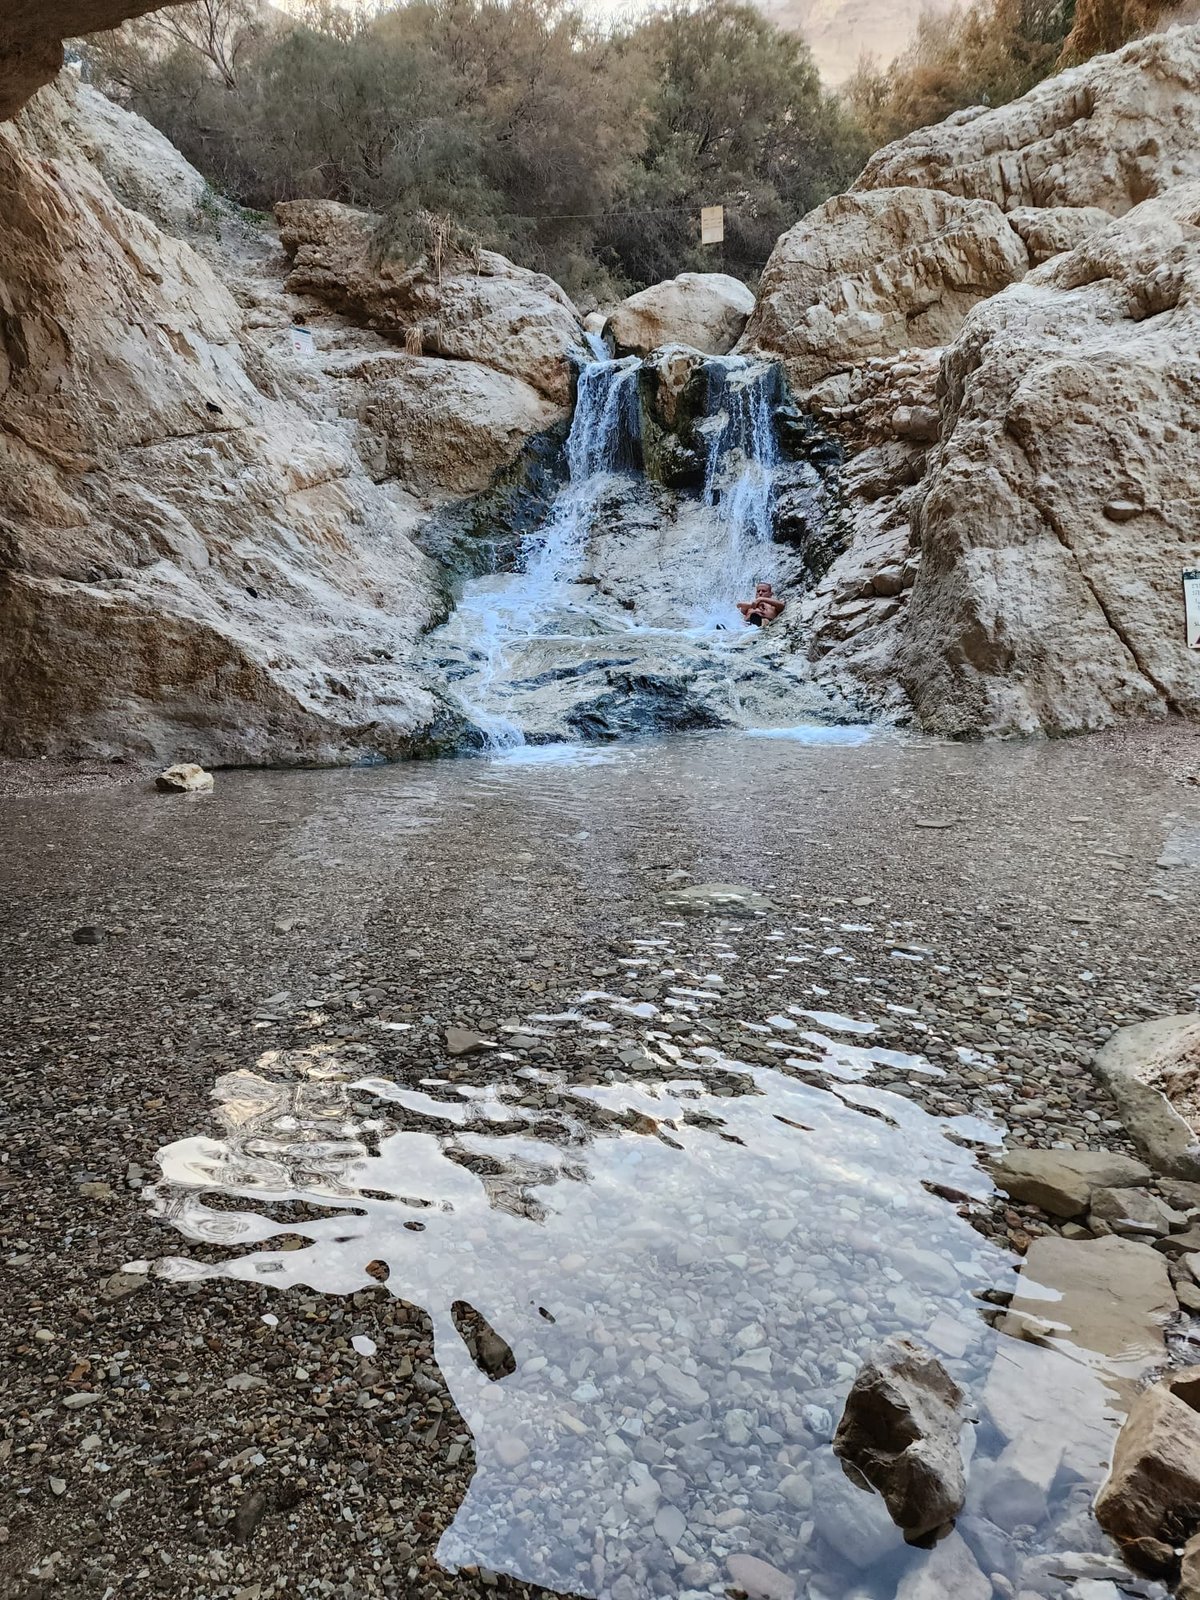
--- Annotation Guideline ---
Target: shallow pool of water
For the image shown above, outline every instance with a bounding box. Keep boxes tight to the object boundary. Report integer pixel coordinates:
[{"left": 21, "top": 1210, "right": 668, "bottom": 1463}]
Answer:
[{"left": 4, "top": 727, "right": 1195, "bottom": 1600}]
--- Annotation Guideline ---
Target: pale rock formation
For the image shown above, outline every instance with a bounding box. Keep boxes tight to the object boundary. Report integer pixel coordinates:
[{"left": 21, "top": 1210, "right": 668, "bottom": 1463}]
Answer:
[
  {"left": 328, "top": 351, "right": 562, "bottom": 499},
  {"left": 739, "top": 188, "right": 1029, "bottom": 391},
  {"left": 605, "top": 272, "right": 755, "bottom": 359},
  {"left": 14, "top": 70, "right": 208, "bottom": 232},
  {"left": 739, "top": 25, "right": 1200, "bottom": 737},
  {"left": 788, "top": 350, "right": 935, "bottom": 718},
  {"left": 155, "top": 762, "right": 213, "bottom": 793},
  {"left": 856, "top": 27, "right": 1200, "bottom": 214},
  {"left": 833, "top": 1338, "right": 966, "bottom": 1541},
  {"left": 276, "top": 199, "right": 584, "bottom": 405},
  {"left": 1006, "top": 204, "right": 1115, "bottom": 265},
  {"left": 0, "top": 80, "right": 565, "bottom": 762},
  {"left": 1095, "top": 1014, "right": 1200, "bottom": 1179},
  {"left": 899, "top": 185, "right": 1200, "bottom": 735}
]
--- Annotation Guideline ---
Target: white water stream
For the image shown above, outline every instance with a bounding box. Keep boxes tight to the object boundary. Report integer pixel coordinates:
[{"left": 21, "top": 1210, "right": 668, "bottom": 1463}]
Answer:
[{"left": 441, "top": 341, "right": 790, "bottom": 749}]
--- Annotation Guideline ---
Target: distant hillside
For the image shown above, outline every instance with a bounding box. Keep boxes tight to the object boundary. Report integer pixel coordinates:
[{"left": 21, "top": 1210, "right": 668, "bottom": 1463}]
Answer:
[{"left": 762, "top": 0, "right": 955, "bottom": 82}]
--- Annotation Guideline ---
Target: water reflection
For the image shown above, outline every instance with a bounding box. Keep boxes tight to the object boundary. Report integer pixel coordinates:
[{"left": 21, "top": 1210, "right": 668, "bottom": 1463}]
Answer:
[{"left": 137, "top": 1011, "right": 1047, "bottom": 1597}]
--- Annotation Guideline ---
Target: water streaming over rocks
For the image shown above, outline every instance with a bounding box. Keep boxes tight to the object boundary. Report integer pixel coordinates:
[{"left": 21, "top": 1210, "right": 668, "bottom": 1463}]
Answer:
[
  {"left": 695, "top": 360, "right": 785, "bottom": 629},
  {"left": 426, "top": 346, "right": 840, "bottom": 749}
]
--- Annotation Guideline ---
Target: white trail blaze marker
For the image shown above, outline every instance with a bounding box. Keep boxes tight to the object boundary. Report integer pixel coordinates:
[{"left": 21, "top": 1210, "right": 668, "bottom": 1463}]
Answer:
[
  {"left": 700, "top": 205, "right": 725, "bottom": 245},
  {"left": 1185, "top": 568, "right": 1200, "bottom": 649}
]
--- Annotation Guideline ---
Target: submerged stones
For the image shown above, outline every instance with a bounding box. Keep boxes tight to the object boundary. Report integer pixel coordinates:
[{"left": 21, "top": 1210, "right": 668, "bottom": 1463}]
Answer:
[
  {"left": 832, "top": 1337, "right": 966, "bottom": 1543},
  {"left": 998, "top": 1235, "right": 1176, "bottom": 1369},
  {"left": 725, "top": 1552, "right": 796, "bottom": 1600},
  {"left": 660, "top": 882, "right": 774, "bottom": 916}
]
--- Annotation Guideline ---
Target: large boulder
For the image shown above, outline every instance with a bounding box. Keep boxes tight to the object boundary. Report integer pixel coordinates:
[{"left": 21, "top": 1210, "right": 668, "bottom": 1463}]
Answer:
[
  {"left": 1094, "top": 1014, "right": 1200, "bottom": 1180},
  {"left": 332, "top": 352, "right": 561, "bottom": 499},
  {"left": 898, "top": 185, "right": 1200, "bottom": 735},
  {"left": 1095, "top": 1368, "right": 1200, "bottom": 1571},
  {"left": 856, "top": 26, "right": 1200, "bottom": 214},
  {"left": 277, "top": 199, "right": 584, "bottom": 405},
  {"left": 605, "top": 272, "right": 755, "bottom": 359},
  {"left": 832, "top": 1337, "right": 966, "bottom": 1541},
  {"left": 740, "top": 188, "right": 1029, "bottom": 391}
]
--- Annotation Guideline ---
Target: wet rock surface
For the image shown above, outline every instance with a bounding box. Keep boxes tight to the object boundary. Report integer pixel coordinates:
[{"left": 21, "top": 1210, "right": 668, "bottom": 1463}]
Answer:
[
  {"left": 1, "top": 727, "right": 1198, "bottom": 1599},
  {"left": 1095, "top": 1369, "right": 1200, "bottom": 1570},
  {"left": 833, "top": 1338, "right": 965, "bottom": 1540}
]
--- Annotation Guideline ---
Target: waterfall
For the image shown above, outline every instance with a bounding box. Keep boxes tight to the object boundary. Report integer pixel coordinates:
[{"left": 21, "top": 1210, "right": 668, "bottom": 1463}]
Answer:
[
  {"left": 694, "top": 359, "right": 783, "bottom": 628},
  {"left": 435, "top": 343, "right": 800, "bottom": 751},
  {"left": 448, "top": 351, "right": 642, "bottom": 750}
]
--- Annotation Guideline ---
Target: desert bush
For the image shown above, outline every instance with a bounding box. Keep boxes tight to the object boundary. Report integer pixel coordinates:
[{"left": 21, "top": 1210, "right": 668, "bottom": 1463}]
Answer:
[{"left": 83, "top": 0, "right": 862, "bottom": 294}]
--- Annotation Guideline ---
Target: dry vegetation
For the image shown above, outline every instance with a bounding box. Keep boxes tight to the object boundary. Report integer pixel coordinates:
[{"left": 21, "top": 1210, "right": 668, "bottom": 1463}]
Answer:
[
  {"left": 84, "top": 0, "right": 867, "bottom": 298},
  {"left": 84, "top": 0, "right": 1185, "bottom": 297},
  {"left": 846, "top": 0, "right": 1182, "bottom": 145}
]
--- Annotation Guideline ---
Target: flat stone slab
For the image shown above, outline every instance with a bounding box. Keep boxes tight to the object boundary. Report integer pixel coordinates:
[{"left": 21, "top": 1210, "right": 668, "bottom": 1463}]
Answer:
[
  {"left": 986, "top": 1147, "right": 1151, "bottom": 1217},
  {"left": 1001, "top": 1234, "right": 1175, "bottom": 1373},
  {"left": 983, "top": 1236, "right": 1177, "bottom": 1492}
]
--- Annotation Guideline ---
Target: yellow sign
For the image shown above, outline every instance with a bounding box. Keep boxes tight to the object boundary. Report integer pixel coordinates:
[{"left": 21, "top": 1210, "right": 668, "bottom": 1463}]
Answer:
[{"left": 700, "top": 205, "right": 724, "bottom": 245}]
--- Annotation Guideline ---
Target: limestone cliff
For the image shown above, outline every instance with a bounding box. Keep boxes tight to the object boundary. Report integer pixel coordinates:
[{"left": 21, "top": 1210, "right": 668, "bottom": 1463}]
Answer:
[
  {"left": 744, "top": 24, "right": 1200, "bottom": 736},
  {"left": 0, "top": 79, "right": 580, "bottom": 763}
]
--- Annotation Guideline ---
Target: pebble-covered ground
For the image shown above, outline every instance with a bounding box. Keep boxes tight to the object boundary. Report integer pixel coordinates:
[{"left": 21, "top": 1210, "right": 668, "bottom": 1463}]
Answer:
[{"left": 2, "top": 724, "right": 1198, "bottom": 1600}]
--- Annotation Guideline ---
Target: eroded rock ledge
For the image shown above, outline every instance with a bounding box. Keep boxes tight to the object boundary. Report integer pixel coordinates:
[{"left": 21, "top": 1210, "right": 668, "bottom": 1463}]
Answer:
[
  {"left": 0, "top": 81, "right": 580, "bottom": 764},
  {"left": 0, "top": 0, "right": 185, "bottom": 122}
]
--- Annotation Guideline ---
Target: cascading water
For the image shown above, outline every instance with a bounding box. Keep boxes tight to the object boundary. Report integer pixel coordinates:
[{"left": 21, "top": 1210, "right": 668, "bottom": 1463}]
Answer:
[
  {"left": 695, "top": 359, "right": 784, "bottom": 628},
  {"left": 443, "top": 348, "right": 644, "bottom": 749},
  {"left": 429, "top": 340, "right": 826, "bottom": 750}
]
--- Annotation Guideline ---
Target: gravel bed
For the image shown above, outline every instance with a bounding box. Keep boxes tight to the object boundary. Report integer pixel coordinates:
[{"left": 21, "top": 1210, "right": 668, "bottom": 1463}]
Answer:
[{"left": 1, "top": 728, "right": 1197, "bottom": 1599}]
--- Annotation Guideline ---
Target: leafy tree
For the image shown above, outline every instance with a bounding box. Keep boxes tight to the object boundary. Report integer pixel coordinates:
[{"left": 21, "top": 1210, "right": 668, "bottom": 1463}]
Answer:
[
  {"left": 597, "top": 0, "right": 869, "bottom": 286},
  {"left": 83, "top": 0, "right": 869, "bottom": 294}
]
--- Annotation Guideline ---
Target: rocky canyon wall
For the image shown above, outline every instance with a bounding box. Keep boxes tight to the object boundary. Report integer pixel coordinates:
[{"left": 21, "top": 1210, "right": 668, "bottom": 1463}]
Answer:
[
  {"left": 0, "top": 79, "right": 581, "bottom": 763},
  {"left": 742, "top": 23, "right": 1200, "bottom": 736},
  {"left": 0, "top": 1, "right": 188, "bottom": 121}
]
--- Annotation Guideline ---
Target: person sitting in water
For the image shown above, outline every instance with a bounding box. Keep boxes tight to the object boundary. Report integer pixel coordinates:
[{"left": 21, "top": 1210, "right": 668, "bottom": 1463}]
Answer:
[{"left": 737, "top": 582, "right": 786, "bottom": 627}]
